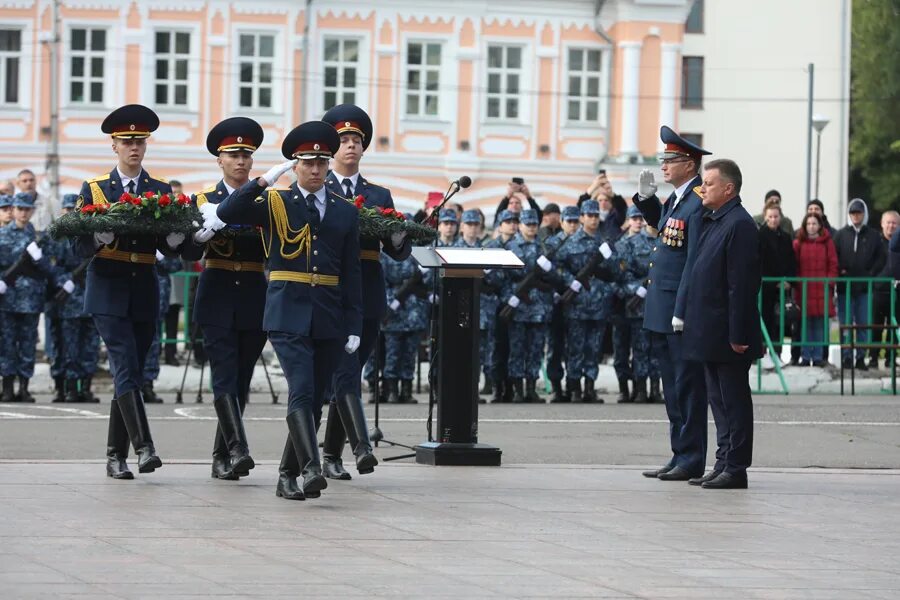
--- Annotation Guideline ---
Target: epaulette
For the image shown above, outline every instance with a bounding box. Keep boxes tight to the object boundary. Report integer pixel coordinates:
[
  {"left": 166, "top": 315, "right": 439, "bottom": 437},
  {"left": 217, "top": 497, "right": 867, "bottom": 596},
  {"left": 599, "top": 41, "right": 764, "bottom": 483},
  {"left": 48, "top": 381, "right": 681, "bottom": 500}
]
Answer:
[
  {"left": 692, "top": 185, "right": 704, "bottom": 198},
  {"left": 200, "top": 186, "right": 217, "bottom": 194},
  {"left": 87, "top": 173, "right": 110, "bottom": 183},
  {"left": 155, "top": 176, "right": 169, "bottom": 184}
]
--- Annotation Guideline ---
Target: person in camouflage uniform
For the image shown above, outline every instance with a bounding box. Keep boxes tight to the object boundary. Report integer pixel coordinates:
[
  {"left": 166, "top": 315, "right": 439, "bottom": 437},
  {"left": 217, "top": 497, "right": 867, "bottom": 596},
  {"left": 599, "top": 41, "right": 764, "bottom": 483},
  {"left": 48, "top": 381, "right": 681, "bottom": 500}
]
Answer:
[
  {"left": 544, "top": 206, "right": 581, "bottom": 402},
  {"left": 381, "top": 251, "right": 429, "bottom": 403},
  {"left": 613, "top": 205, "right": 655, "bottom": 403},
  {"left": 484, "top": 209, "right": 520, "bottom": 402},
  {"left": 140, "top": 255, "right": 182, "bottom": 403},
  {"left": 555, "top": 199, "right": 619, "bottom": 403}
]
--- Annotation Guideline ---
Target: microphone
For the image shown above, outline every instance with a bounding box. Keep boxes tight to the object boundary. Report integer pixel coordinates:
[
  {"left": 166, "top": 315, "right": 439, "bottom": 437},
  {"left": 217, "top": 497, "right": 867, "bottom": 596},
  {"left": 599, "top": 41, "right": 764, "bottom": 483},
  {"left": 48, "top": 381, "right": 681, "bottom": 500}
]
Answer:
[{"left": 457, "top": 175, "right": 472, "bottom": 189}]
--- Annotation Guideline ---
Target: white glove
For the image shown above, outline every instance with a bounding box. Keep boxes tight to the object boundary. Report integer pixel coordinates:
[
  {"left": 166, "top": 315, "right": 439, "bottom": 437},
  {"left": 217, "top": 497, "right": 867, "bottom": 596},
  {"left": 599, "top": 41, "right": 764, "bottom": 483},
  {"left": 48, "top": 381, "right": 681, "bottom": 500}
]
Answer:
[
  {"left": 199, "top": 202, "right": 227, "bottom": 232},
  {"left": 391, "top": 231, "right": 407, "bottom": 249},
  {"left": 193, "top": 228, "right": 216, "bottom": 244},
  {"left": 0, "top": 280, "right": 7, "bottom": 294},
  {"left": 536, "top": 255, "right": 552, "bottom": 272},
  {"left": 636, "top": 286, "right": 647, "bottom": 298},
  {"left": 389, "top": 299, "right": 401, "bottom": 311},
  {"left": 166, "top": 232, "right": 185, "bottom": 249},
  {"left": 62, "top": 280, "right": 75, "bottom": 294},
  {"left": 599, "top": 242, "right": 612, "bottom": 259},
  {"left": 262, "top": 159, "right": 298, "bottom": 187},
  {"left": 155, "top": 250, "right": 164, "bottom": 262},
  {"left": 344, "top": 335, "right": 360, "bottom": 354},
  {"left": 672, "top": 316, "right": 684, "bottom": 332},
  {"left": 483, "top": 269, "right": 492, "bottom": 275},
  {"left": 638, "top": 169, "right": 658, "bottom": 200},
  {"left": 569, "top": 280, "right": 583, "bottom": 293},
  {"left": 507, "top": 296, "right": 521, "bottom": 308},
  {"left": 94, "top": 231, "right": 115, "bottom": 247},
  {"left": 428, "top": 293, "right": 438, "bottom": 304},
  {"left": 26, "top": 241, "right": 42, "bottom": 261}
]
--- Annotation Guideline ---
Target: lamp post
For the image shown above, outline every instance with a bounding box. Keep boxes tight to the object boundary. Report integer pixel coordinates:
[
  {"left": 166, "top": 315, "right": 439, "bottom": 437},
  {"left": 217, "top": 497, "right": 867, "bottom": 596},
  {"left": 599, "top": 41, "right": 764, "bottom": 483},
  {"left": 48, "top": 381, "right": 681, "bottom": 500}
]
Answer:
[{"left": 812, "top": 113, "right": 830, "bottom": 200}]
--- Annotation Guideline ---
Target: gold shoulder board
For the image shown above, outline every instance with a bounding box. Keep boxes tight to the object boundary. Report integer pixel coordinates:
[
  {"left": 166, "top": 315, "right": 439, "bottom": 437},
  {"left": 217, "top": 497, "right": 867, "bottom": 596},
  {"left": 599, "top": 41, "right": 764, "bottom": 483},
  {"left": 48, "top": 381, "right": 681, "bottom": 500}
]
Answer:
[
  {"left": 692, "top": 186, "right": 704, "bottom": 198},
  {"left": 87, "top": 173, "right": 110, "bottom": 183}
]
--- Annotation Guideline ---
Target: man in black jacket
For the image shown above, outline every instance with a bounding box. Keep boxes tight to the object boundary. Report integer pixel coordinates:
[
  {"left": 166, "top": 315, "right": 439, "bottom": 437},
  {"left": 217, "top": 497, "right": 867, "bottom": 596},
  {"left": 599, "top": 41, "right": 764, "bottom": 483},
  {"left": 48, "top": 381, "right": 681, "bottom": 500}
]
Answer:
[
  {"left": 832, "top": 198, "right": 886, "bottom": 370},
  {"left": 870, "top": 211, "right": 899, "bottom": 368}
]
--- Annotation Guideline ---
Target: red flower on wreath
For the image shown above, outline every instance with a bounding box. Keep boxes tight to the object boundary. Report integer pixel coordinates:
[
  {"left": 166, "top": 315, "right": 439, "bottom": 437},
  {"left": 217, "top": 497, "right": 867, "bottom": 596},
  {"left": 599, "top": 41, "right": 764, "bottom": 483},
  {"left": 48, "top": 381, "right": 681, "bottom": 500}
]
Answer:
[
  {"left": 131, "top": 196, "right": 142, "bottom": 206},
  {"left": 354, "top": 195, "right": 365, "bottom": 209},
  {"left": 144, "top": 191, "right": 155, "bottom": 200},
  {"left": 96, "top": 204, "right": 108, "bottom": 213},
  {"left": 81, "top": 205, "right": 96, "bottom": 214},
  {"left": 119, "top": 192, "right": 131, "bottom": 203},
  {"left": 158, "top": 194, "right": 171, "bottom": 207},
  {"left": 176, "top": 193, "right": 190, "bottom": 206}
]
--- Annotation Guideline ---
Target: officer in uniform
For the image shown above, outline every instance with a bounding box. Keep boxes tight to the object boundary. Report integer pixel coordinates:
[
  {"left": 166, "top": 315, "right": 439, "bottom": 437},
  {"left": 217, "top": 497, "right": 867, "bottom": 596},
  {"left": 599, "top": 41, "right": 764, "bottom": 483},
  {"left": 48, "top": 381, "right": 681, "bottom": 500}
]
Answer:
[
  {"left": 46, "top": 194, "right": 100, "bottom": 403},
  {"left": 484, "top": 209, "right": 520, "bottom": 402},
  {"left": 183, "top": 117, "right": 269, "bottom": 481},
  {"left": 504, "top": 209, "right": 556, "bottom": 403},
  {"left": 544, "top": 206, "right": 581, "bottom": 402},
  {"left": 140, "top": 253, "right": 182, "bottom": 403},
  {"left": 633, "top": 125, "right": 710, "bottom": 481},
  {"left": 381, "top": 250, "right": 429, "bottom": 404},
  {"left": 319, "top": 104, "right": 410, "bottom": 480},
  {"left": 202, "top": 120, "right": 364, "bottom": 501},
  {"left": 614, "top": 205, "right": 654, "bottom": 403},
  {"left": 555, "top": 199, "right": 618, "bottom": 402},
  {"left": 76, "top": 104, "right": 184, "bottom": 479},
  {"left": 0, "top": 193, "right": 71, "bottom": 403}
]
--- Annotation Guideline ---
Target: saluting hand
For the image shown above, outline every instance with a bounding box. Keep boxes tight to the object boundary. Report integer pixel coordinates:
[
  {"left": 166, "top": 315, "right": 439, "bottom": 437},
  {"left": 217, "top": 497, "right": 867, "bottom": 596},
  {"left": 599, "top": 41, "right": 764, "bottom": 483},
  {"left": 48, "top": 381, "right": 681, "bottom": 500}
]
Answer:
[
  {"left": 261, "top": 159, "right": 298, "bottom": 187},
  {"left": 638, "top": 170, "right": 658, "bottom": 200}
]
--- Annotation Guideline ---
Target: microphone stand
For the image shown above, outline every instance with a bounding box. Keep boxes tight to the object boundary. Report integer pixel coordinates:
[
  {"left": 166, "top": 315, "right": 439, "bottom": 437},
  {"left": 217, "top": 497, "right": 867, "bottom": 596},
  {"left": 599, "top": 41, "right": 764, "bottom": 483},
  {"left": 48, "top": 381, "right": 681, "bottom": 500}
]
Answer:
[{"left": 419, "top": 180, "right": 467, "bottom": 227}]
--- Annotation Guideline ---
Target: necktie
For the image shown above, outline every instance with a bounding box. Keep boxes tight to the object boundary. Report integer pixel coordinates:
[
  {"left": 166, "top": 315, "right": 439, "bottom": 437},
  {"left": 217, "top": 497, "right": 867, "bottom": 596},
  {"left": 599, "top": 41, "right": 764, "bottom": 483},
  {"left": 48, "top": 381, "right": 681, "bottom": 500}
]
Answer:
[
  {"left": 127, "top": 180, "right": 136, "bottom": 195},
  {"left": 342, "top": 178, "right": 354, "bottom": 199},
  {"left": 306, "top": 194, "right": 320, "bottom": 229}
]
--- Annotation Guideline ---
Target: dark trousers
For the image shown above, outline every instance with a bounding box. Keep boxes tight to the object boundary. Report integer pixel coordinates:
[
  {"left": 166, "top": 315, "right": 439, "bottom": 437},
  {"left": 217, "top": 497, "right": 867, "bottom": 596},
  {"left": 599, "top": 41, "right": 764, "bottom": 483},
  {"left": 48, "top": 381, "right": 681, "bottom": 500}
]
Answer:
[
  {"left": 760, "top": 285, "right": 784, "bottom": 354},
  {"left": 650, "top": 332, "right": 708, "bottom": 474},
  {"left": 333, "top": 317, "right": 379, "bottom": 399},
  {"left": 492, "top": 307, "right": 510, "bottom": 382},
  {"left": 269, "top": 331, "right": 342, "bottom": 420},
  {"left": 545, "top": 303, "right": 566, "bottom": 381},
  {"left": 94, "top": 315, "right": 155, "bottom": 397},
  {"left": 704, "top": 359, "right": 754, "bottom": 475},
  {"left": 164, "top": 304, "right": 180, "bottom": 358},
  {"left": 869, "top": 292, "right": 896, "bottom": 361},
  {"left": 200, "top": 323, "right": 268, "bottom": 400}
]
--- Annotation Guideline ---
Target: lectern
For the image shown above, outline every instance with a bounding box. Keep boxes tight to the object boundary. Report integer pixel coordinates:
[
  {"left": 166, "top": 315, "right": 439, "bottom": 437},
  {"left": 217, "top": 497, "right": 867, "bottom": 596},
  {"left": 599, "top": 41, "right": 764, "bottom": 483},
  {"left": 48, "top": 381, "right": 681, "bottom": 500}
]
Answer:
[{"left": 411, "top": 246, "right": 523, "bottom": 466}]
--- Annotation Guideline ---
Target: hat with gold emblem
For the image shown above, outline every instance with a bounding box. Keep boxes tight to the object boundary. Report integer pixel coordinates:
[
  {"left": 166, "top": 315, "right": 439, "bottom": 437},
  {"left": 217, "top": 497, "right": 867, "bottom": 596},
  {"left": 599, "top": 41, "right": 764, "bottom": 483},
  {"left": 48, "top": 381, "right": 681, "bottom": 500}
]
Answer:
[
  {"left": 321, "top": 103, "right": 374, "bottom": 151},
  {"left": 281, "top": 121, "right": 340, "bottom": 160},
  {"left": 101, "top": 104, "right": 159, "bottom": 139},
  {"left": 206, "top": 117, "right": 265, "bottom": 156}
]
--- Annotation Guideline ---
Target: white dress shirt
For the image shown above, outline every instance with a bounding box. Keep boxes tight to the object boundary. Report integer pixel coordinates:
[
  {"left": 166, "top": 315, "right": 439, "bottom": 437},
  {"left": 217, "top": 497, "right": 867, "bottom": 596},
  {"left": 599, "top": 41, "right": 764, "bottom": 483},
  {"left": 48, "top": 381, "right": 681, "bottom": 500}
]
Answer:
[{"left": 297, "top": 185, "right": 327, "bottom": 221}]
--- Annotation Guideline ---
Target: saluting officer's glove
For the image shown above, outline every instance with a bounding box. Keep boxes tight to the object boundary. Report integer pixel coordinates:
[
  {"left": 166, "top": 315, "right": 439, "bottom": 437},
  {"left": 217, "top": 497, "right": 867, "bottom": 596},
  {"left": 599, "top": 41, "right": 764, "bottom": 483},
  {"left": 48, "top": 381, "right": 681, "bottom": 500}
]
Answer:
[
  {"left": 599, "top": 242, "right": 612, "bottom": 259},
  {"left": 506, "top": 296, "right": 521, "bottom": 308},
  {"left": 636, "top": 286, "right": 647, "bottom": 298},
  {"left": 638, "top": 170, "right": 658, "bottom": 200},
  {"left": 390, "top": 231, "right": 407, "bottom": 249},
  {"left": 536, "top": 255, "right": 552, "bottom": 272},
  {"left": 262, "top": 159, "right": 298, "bottom": 187},
  {"left": 344, "top": 335, "right": 361, "bottom": 354},
  {"left": 193, "top": 228, "right": 216, "bottom": 244},
  {"left": 94, "top": 231, "right": 115, "bottom": 246},
  {"left": 165, "top": 232, "right": 185, "bottom": 249},
  {"left": 62, "top": 280, "right": 75, "bottom": 294},
  {"left": 26, "top": 241, "right": 43, "bottom": 261},
  {"left": 0, "top": 280, "right": 7, "bottom": 295},
  {"left": 569, "top": 280, "right": 583, "bottom": 293},
  {"left": 671, "top": 316, "right": 684, "bottom": 332},
  {"left": 199, "top": 202, "right": 227, "bottom": 232}
]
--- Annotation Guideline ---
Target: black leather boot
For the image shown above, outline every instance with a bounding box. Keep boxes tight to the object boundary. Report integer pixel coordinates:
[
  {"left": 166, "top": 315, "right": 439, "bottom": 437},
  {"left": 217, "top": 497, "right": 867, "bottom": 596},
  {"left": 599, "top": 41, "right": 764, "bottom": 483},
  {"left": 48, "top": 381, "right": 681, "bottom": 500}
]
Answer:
[
  {"left": 141, "top": 381, "right": 162, "bottom": 404},
  {"left": 582, "top": 377, "right": 602, "bottom": 403},
  {"left": 53, "top": 376, "right": 65, "bottom": 403},
  {"left": 400, "top": 379, "right": 416, "bottom": 404},
  {"left": 286, "top": 409, "right": 327, "bottom": 499},
  {"left": 511, "top": 379, "right": 525, "bottom": 403},
  {"left": 384, "top": 379, "right": 400, "bottom": 403},
  {"left": 17, "top": 377, "right": 34, "bottom": 403},
  {"left": 210, "top": 424, "right": 235, "bottom": 480},
  {"left": 322, "top": 405, "right": 351, "bottom": 480},
  {"left": 616, "top": 378, "right": 632, "bottom": 403},
  {"left": 1, "top": 376, "right": 15, "bottom": 402},
  {"left": 79, "top": 376, "right": 98, "bottom": 403},
  {"left": 116, "top": 390, "right": 163, "bottom": 473},
  {"left": 550, "top": 379, "right": 568, "bottom": 403},
  {"left": 65, "top": 379, "right": 80, "bottom": 403},
  {"left": 213, "top": 394, "right": 255, "bottom": 478},
  {"left": 525, "top": 379, "right": 542, "bottom": 403},
  {"left": 275, "top": 436, "right": 305, "bottom": 500},
  {"left": 336, "top": 393, "right": 378, "bottom": 475},
  {"left": 633, "top": 378, "right": 649, "bottom": 403},
  {"left": 566, "top": 378, "right": 582, "bottom": 403},
  {"left": 491, "top": 379, "right": 505, "bottom": 403},
  {"left": 105, "top": 398, "right": 134, "bottom": 480},
  {"left": 649, "top": 378, "right": 663, "bottom": 403}
]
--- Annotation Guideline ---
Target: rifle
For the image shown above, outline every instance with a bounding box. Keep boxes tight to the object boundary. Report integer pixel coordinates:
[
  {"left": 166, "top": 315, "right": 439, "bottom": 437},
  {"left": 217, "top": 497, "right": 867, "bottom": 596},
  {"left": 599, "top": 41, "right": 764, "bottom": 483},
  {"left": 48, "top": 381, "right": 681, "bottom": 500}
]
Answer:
[
  {"left": 53, "top": 257, "right": 91, "bottom": 304},
  {"left": 392, "top": 267, "right": 428, "bottom": 306},
  {"left": 499, "top": 233, "right": 571, "bottom": 320},
  {"left": 560, "top": 241, "right": 614, "bottom": 305},
  {"left": 2, "top": 233, "right": 50, "bottom": 285}
]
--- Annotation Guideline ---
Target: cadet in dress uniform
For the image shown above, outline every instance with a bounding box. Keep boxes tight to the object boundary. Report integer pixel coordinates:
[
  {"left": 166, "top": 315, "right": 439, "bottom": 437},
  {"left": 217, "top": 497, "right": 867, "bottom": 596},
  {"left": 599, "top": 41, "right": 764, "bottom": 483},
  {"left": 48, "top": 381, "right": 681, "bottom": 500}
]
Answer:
[
  {"left": 484, "top": 210, "right": 520, "bottom": 403},
  {"left": 613, "top": 205, "right": 654, "bottom": 403},
  {"left": 674, "top": 159, "right": 761, "bottom": 489},
  {"left": 76, "top": 104, "right": 186, "bottom": 479},
  {"left": 633, "top": 125, "right": 711, "bottom": 481},
  {"left": 320, "top": 104, "right": 410, "bottom": 480},
  {"left": 183, "top": 117, "right": 269, "bottom": 481},
  {"left": 555, "top": 200, "right": 619, "bottom": 403},
  {"left": 202, "top": 121, "right": 364, "bottom": 501},
  {"left": 544, "top": 206, "right": 581, "bottom": 402}
]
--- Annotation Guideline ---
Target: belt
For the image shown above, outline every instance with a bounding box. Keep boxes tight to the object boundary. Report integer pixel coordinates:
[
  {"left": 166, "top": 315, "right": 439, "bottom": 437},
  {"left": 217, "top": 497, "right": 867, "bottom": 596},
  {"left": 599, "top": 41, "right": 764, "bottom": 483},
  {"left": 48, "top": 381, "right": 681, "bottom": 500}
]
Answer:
[
  {"left": 205, "top": 258, "right": 265, "bottom": 273},
  {"left": 269, "top": 270, "right": 339, "bottom": 287},
  {"left": 96, "top": 247, "right": 157, "bottom": 265},
  {"left": 360, "top": 249, "right": 380, "bottom": 261}
]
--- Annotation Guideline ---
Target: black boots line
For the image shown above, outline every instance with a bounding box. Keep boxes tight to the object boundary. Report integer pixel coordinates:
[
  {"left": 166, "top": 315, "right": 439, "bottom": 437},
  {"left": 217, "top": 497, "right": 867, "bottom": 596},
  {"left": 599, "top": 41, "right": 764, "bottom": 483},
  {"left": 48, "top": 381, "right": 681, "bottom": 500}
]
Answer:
[
  {"left": 105, "top": 389, "right": 162, "bottom": 479},
  {"left": 276, "top": 409, "right": 328, "bottom": 501},
  {"left": 367, "top": 378, "right": 416, "bottom": 404},
  {"left": 1, "top": 376, "right": 35, "bottom": 403},
  {"left": 322, "top": 393, "right": 379, "bottom": 481},
  {"left": 51, "top": 376, "right": 98, "bottom": 404}
]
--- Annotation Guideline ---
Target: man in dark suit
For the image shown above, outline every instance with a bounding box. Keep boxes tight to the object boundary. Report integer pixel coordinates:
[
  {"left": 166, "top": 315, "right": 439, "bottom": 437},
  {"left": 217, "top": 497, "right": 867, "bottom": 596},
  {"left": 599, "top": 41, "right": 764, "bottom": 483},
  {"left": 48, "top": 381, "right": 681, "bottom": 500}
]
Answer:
[
  {"left": 76, "top": 104, "right": 187, "bottom": 480},
  {"left": 675, "top": 159, "right": 762, "bottom": 489},
  {"left": 319, "top": 104, "right": 409, "bottom": 480},
  {"left": 633, "top": 126, "right": 710, "bottom": 482},
  {"left": 203, "top": 121, "right": 363, "bottom": 501},
  {"left": 183, "top": 117, "right": 269, "bottom": 481}
]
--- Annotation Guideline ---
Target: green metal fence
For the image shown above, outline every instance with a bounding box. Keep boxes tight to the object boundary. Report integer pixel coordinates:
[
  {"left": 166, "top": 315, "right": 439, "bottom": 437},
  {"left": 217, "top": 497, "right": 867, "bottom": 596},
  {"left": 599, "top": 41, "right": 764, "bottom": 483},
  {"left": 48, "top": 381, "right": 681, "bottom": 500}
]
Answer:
[{"left": 159, "top": 270, "right": 200, "bottom": 346}]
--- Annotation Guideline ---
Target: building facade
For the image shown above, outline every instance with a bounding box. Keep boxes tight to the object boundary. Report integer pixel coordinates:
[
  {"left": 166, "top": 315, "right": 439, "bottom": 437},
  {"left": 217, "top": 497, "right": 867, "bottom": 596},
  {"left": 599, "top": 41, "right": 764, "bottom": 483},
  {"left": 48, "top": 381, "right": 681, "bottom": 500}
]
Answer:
[{"left": 0, "top": 0, "right": 848, "bottom": 223}]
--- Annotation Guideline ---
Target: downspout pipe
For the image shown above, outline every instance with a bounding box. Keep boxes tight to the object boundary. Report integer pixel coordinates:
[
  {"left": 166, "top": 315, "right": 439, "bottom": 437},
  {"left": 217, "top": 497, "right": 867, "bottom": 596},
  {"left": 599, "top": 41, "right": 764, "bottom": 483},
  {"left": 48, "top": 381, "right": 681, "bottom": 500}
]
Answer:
[{"left": 593, "top": 0, "right": 614, "bottom": 165}]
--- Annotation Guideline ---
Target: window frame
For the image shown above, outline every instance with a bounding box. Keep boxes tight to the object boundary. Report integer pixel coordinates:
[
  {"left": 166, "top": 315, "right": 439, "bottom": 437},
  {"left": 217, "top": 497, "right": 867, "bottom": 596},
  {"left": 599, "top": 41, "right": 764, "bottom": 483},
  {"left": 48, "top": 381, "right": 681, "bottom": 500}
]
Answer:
[
  {"left": 0, "top": 27, "right": 25, "bottom": 107},
  {"left": 233, "top": 29, "right": 282, "bottom": 114},
  {"left": 150, "top": 27, "right": 197, "bottom": 112},
  {"left": 403, "top": 39, "right": 444, "bottom": 120},
  {"left": 562, "top": 45, "right": 607, "bottom": 126},
  {"left": 482, "top": 41, "right": 530, "bottom": 124},
  {"left": 681, "top": 55, "right": 704, "bottom": 109},
  {"left": 685, "top": 0, "right": 704, "bottom": 34},
  {"left": 320, "top": 34, "right": 368, "bottom": 114},
  {"left": 64, "top": 24, "right": 114, "bottom": 108}
]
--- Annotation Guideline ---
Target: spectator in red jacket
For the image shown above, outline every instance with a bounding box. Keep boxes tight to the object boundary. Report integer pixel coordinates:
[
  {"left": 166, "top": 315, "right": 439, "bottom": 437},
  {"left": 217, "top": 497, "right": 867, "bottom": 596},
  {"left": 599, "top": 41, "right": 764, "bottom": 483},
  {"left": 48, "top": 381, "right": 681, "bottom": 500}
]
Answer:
[{"left": 793, "top": 213, "right": 839, "bottom": 366}]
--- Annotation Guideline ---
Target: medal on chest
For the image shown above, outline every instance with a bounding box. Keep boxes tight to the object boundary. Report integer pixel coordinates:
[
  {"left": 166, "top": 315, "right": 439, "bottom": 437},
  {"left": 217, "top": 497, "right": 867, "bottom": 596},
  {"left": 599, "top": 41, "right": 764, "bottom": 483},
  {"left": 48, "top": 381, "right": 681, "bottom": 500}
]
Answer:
[{"left": 661, "top": 218, "right": 685, "bottom": 247}]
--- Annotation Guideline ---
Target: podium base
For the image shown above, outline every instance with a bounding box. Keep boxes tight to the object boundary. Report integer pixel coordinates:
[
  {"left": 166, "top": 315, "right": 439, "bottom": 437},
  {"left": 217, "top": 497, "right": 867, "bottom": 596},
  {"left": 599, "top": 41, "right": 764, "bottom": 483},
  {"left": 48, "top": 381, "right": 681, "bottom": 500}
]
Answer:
[{"left": 415, "top": 442, "right": 502, "bottom": 466}]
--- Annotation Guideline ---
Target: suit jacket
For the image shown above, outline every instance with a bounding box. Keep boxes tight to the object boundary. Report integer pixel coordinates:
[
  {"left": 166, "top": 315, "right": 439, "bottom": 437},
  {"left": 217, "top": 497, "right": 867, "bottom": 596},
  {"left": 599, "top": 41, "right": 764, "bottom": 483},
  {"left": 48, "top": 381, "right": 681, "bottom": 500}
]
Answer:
[
  {"left": 185, "top": 180, "right": 267, "bottom": 331},
  {"left": 634, "top": 175, "right": 705, "bottom": 333},
  {"left": 75, "top": 167, "right": 173, "bottom": 320},
  {"left": 674, "top": 196, "right": 763, "bottom": 362},
  {"left": 324, "top": 172, "right": 411, "bottom": 320},
  {"left": 217, "top": 179, "right": 362, "bottom": 339}
]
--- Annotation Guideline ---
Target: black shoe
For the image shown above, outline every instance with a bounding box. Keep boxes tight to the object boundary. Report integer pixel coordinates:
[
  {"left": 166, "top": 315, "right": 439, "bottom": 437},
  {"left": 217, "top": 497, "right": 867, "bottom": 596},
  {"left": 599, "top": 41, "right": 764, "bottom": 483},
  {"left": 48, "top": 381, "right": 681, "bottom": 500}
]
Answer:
[
  {"left": 701, "top": 471, "right": 748, "bottom": 489},
  {"left": 286, "top": 410, "right": 327, "bottom": 499},
  {"left": 16, "top": 377, "right": 34, "bottom": 403},
  {"left": 632, "top": 378, "right": 648, "bottom": 403},
  {"left": 79, "top": 376, "right": 99, "bottom": 403},
  {"left": 211, "top": 454, "right": 238, "bottom": 480},
  {"left": 335, "top": 393, "right": 378, "bottom": 475},
  {"left": 813, "top": 360, "right": 828, "bottom": 368},
  {"left": 688, "top": 470, "right": 722, "bottom": 486},
  {"left": 399, "top": 379, "right": 416, "bottom": 404},
  {"left": 1, "top": 376, "right": 16, "bottom": 402},
  {"left": 642, "top": 464, "right": 673, "bottom": 478},
  {"left": 164, "top": 350, "right": 180, "bottom": 367},
  {"left": 53, "top": 376, "right": 65, "bottom": 403},
  {"left": 855, "top": 358, "right": 868, "bottom": 371},
  {"left": 480, "top": 378, "right": 493, "bottom": 396},
  {"left": 789, "top": 357, "right": 800, "bottom": 366},
  {"left": 213, "top": 394, "right": 254, "bottom": 478},
  {"left": 105, "top": 398, "right": 134, "bottom": 480},
  {"left": 582, "top": 378, "right": 602, "bottom": 403},
  {"left": 64, "top": 379, "right": 80, "bottom": 403},
  {"left": 842, "top": 357, "right": 853, "bottom": 370},
  {"left": 322, "top": 404, "right": 351, "bottom": 480},
  {"left": 366, "top": 378, "right": 379, "bottom": 404},
  {"left": 503, "top": 378, "right": 515, "bottom": 403},
  {"left": 525, "top": 379, "right": 542, "bottom": 403},
  {"left": 384, "top": 379, "right": 400, "bottom": 403},
  {"left": 116, "top": 390, "right": 163, "bottom": 474},
  {"left": 511, "top": 379, "right": 525, "bottom": 403},
  {"left": 491, "top": 379, "right": 505, "bottom": 403},
  {"left": 649, "top": 378, "right": 663, "bottom": 404},
  {"left": 616, "top": 377, "right": 631, "bottom": 403},
  {"left": 549, "top": 379, "right": 567, "bottom": 403},
  {"left": 565, "top": 378, "right": 581, "bottom": 403},
  {"left": 657, "top": 466, "right": 699, "bottom": 481}
]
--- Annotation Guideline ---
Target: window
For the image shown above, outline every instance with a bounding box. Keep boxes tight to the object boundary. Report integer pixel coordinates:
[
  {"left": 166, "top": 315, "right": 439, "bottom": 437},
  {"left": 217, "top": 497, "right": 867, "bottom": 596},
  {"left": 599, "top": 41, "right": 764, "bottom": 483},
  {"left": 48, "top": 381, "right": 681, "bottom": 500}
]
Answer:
[
  {"left": 0, "top": 29, "right": 21, "bottom": 105},
  {"left": 681, "top": 56, "right": 703, "bottom": 109},
  {"left": 154, "top": 31, "right": 191, "bottom": 107},
  {"left": 485, "top": 44, "right": 523, "bottom": 120},
  {"left": 566, "top": 48, "right": 602, "bottom": 123},
  {"left": 323, "top": 38, "right": 359, "bottom": 110},
  {"left": 238, "top": 33, "right": 275, "bottom": 110},
  {"left": 70, "top": 28, "right": 106, "bottom": 104},
  {"left": 405, "top": 41, "right": 441, "bottom": 117},
  {"left": 685, "top": 0, "right": 704, "bottom": 34},
  {"left": 681, "top": 133, "right": 703, "bottom": 148}
]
